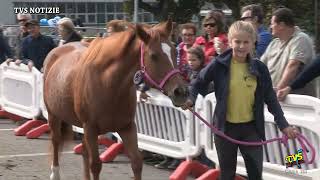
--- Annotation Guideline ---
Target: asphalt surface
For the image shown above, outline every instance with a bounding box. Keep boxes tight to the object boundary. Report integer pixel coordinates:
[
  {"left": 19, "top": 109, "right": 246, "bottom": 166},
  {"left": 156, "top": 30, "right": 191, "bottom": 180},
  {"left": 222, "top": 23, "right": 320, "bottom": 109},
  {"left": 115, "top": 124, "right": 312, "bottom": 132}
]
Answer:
[{"left": 0, "top": 119, "right": 192, "bottom": 180}]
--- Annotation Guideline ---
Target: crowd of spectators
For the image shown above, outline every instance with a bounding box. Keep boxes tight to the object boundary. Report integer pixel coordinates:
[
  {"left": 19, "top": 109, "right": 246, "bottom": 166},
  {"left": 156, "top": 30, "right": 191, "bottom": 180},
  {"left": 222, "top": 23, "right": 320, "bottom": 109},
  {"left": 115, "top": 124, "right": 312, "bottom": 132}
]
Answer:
[{"left": 0, "top": 3, "right": 318, "bottom": 178}]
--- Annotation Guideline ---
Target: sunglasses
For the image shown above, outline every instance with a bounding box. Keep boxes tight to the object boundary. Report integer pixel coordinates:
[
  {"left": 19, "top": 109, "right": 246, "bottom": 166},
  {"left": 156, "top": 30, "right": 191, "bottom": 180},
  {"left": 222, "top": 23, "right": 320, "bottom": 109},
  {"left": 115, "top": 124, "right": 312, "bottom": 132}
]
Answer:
[
  {"left": 204, "top": 23, "right": 216, "bottom": 27},
  {"left": 240, "top": 16, "right": 253, "bottom": 21},
  {"left": 18, "top": 19, "right": 28, "bottom": 22},
  {"left": 182, "top": 33, "right": 195, "bottom": 37}
]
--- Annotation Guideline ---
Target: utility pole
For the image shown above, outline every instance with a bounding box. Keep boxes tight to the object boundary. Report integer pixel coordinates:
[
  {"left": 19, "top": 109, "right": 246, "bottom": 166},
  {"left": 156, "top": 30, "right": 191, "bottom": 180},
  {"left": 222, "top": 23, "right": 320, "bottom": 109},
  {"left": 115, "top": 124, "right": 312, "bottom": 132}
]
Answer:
[
  {"left": 133, "top": 0, "right": 138, "bottom": 23},
  {"left": 315, "top": 0, "right": 319, "bottom": 53}
]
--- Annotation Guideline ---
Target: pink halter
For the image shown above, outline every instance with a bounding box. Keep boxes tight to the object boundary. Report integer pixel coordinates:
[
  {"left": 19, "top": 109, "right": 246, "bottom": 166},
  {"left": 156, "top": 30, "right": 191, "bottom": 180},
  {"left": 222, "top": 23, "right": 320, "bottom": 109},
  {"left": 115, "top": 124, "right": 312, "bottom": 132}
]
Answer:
[{"left": 138, "top": 43, "right": 180, "bottom": 92}]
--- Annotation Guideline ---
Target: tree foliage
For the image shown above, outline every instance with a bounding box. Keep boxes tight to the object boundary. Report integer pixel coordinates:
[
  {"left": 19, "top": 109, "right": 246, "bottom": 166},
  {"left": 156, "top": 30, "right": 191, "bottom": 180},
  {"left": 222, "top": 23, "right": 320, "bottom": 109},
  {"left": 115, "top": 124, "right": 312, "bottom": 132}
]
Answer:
[{"left": 124, "top": 0, "right": 317, "bottom": 42}]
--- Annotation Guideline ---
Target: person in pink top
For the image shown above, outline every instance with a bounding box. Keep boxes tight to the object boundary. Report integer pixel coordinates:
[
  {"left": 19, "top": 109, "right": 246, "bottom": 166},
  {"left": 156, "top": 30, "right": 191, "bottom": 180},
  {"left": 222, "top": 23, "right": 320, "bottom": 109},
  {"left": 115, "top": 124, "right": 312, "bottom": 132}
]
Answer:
[{"left": 194, "top": 11, "right": 228, "bottom": 65}]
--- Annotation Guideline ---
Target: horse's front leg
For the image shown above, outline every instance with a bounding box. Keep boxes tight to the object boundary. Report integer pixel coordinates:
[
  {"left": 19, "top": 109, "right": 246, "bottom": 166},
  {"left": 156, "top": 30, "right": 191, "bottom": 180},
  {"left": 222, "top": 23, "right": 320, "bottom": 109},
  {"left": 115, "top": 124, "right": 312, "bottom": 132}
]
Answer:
[
  {"left": 118, "top": 121, "right": 142, "bottom": 180},
  {"left": 83, "top": 123, "right": 101, "bottom": 180}
]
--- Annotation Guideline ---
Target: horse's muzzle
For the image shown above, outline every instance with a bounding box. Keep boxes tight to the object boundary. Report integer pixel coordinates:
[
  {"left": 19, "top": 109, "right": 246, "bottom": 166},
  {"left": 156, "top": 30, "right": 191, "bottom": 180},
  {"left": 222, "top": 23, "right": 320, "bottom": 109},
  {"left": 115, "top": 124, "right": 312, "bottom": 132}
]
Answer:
[{"left": 170, "top": 86, "right": 189, "bottom": 107}]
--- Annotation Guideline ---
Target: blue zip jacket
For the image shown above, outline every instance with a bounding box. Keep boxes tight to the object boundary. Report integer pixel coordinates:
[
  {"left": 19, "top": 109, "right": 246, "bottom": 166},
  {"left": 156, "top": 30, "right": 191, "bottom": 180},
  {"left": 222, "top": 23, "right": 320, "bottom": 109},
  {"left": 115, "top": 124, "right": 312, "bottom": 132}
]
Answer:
[{"left": 189, "top": 49, "right": 289, "bottom": 140}]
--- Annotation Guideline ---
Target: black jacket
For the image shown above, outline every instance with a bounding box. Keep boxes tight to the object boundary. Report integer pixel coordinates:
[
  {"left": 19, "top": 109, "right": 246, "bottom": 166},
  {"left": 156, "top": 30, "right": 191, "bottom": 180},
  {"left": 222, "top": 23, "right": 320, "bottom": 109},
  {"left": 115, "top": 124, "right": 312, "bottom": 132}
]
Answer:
[
  {"left": 189, "top": 49, "right": 289, "bottom": 140},
  {"left": 290, "top": 56, "right": 320, "bottom": 90},
  {"left": 64, "top": 31, "right": 82, "bottom": 44},
  {"left": 0, "top": 33, "right": 13, "bottom": 63}
]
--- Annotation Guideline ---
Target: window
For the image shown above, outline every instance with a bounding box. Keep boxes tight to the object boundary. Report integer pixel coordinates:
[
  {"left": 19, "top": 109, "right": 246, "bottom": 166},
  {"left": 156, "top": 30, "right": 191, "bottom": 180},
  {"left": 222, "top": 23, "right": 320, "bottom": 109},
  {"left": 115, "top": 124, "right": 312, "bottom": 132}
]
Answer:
[
  {"left": 70, "top": 15, "right": 76, "bottom": 20},
  {"left": 58, "top": 4, "right": 65, "bottom": 13},
  {"left": 87, "top": 3, "right": 96, "bottom": 13},
  {"left": 66, "top": 3, "right": 75, "bottom": 13},
  {"left": 37, "top": 15, "right": 45, "bottom": 20},
  {"left": 143, "top": 13, "right": 152, "bottom": 22},
  {"left": 107, "top": 14, "right": 114, "bottom": 21},
  {"left": 77, "top": 3, "right": 86, "bottom": 13},
  {"left": 97, "top": 14, "right": 105, "bottom": 23},
  {"left": 106, "top": 3, "right": 114, "bottom": 13},
  {"left": 78, "top": 15, "right": 86, "bottom": 23},
  {"left": 115, "top": 3, "right": 123, "bottom": 12},
  {"left": 97, "top": 3, "right": 105, "bottom": 13},
  {"left": 88, "top": 15, "right": 96, "bottom": 23},
  {"left": 116, "top": 14, "right": 123, "bottom": 20}
]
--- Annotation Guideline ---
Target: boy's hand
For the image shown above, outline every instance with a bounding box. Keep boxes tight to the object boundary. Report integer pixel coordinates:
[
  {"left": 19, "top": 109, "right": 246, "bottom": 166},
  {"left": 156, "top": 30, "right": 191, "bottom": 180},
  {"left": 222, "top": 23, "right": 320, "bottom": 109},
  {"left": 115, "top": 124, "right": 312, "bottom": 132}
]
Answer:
[
  {"left": 277, "top": 86, "right": 291, "bottom": 101},
  {"left": 282, "top": 126, "right": 299, "bottom": 139},
  {"left": 181, "top": 99, "right": 194, "bottom": 110},
  {"left": 139, "top": 91, "right": 150, "bottom": 102}
]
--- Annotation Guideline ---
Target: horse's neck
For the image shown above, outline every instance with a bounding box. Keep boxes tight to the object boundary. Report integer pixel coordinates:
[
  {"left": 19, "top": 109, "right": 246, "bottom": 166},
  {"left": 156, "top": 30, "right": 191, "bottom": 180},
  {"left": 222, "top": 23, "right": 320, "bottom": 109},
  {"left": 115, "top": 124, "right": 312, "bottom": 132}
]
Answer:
[{"left": 100, "top": 37, "right": 141, "bottom": 91}]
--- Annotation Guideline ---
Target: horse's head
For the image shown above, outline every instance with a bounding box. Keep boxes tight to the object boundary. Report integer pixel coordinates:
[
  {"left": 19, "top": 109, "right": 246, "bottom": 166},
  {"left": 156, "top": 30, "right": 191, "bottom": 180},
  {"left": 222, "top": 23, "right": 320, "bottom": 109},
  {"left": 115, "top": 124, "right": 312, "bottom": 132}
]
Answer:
[{"left": 135, "top": 19, "right": 189, "bottom": 107}]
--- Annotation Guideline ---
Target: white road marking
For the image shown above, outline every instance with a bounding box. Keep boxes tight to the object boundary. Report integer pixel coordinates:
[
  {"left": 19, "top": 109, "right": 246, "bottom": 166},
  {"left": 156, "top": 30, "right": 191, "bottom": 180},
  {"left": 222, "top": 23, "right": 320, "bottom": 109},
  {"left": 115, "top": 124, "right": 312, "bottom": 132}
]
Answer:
[
  {"left": 0, "top": 128, "right": 14, "bottom": 131},
  {"left": 0, "top": 151, "right": 74, "bottom": 159}
]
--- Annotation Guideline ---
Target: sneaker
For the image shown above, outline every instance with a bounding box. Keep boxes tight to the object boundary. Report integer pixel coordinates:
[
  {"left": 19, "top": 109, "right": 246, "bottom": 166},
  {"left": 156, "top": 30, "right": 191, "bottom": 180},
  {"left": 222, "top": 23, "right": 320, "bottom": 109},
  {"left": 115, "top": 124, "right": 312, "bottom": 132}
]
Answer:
[
  {"left": 15, "top": 118, "right": 29, "bottom": 126},
  {"left": 154, "top": 157, "right": 173, "bottom": 169},
  {"left": 167, "top": 159, "right": 181, "bottom": 170}
]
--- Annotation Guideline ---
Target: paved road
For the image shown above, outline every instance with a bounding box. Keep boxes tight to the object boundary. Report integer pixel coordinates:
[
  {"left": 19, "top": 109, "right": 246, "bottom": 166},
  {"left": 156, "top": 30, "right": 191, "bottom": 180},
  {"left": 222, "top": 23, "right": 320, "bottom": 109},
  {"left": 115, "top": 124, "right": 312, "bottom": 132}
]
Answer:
[{"left": 0, "top": 119, "right": 189, "bottom": 180}]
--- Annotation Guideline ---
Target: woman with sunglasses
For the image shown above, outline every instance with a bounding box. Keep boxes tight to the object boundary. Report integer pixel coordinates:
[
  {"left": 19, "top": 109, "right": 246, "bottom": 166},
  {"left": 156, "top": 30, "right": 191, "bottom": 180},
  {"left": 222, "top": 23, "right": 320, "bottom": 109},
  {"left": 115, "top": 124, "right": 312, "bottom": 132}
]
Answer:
[{"left": 194, "top": 11, "right": 228, "bottom": 65}]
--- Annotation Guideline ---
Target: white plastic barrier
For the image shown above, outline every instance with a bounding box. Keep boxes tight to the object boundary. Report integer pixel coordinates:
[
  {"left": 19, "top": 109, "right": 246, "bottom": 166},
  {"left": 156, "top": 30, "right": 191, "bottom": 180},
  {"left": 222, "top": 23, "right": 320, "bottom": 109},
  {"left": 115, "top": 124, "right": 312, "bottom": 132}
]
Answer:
[
  {"left": 72, "top": 89, "right": 201, "bottom": 159},
  {"left": 0, "top": 63, "right": 41, "bottom": 119},
  {"left": 135, "top": 89, "right": 200, "bottom": 159},
  {"left": 202, "top": 93, "right": 320, "bottom": 180}
]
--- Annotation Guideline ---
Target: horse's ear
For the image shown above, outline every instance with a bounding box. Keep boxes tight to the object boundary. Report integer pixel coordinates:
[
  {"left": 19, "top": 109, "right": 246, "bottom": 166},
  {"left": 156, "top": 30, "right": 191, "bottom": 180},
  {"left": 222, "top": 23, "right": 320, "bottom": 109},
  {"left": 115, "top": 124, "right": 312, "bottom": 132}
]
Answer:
[
  {"left": 162, "top": 18, "right": 173, "bottom": 39},
  {"left": 136, "top": 24, "right": 150, "bottom": 44}
]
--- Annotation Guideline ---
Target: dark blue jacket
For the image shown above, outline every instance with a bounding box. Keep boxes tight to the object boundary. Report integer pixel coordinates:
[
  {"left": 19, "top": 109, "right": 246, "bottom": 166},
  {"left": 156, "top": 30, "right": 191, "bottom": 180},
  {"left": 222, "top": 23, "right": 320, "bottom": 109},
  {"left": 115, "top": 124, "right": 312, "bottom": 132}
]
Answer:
[
  {"left": 21, "top": 34, "right": 55, "bottom": 70},
  {"left": 290, "top": 56, "right": 320, "bottom": 90},
  {"left": 189, "top": 49, "right": 289, "bottom": 140},
  {"left": 0, "top": 34, "right": 13, "bottom": 63}
]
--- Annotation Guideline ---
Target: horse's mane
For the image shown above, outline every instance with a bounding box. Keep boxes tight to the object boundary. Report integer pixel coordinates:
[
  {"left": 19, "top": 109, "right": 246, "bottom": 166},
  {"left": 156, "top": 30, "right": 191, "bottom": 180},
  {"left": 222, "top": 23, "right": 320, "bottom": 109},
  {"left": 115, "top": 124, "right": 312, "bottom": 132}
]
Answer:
[{"left": 79, "top": 29, "right": 138, "bottom": 66}]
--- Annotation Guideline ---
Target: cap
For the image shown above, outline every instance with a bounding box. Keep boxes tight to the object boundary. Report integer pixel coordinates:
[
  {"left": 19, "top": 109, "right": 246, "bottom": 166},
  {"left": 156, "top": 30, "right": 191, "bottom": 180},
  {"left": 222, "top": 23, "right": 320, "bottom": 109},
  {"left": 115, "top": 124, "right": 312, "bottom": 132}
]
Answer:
[{"left": 25, "top": 20, "right": 39, "bottom": 27}]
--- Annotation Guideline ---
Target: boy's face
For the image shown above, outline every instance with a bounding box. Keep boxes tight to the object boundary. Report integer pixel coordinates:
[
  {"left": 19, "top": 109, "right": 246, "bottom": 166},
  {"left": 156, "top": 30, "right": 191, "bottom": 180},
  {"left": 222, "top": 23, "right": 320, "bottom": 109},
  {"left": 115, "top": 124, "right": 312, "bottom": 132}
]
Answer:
[
  {"left": 181, "top": 28, "right": 195, "bottom": 45},
  {"left": 27, "top": 25, "right": 40, "bottom": 37},
  {"left": 187, "top": 53, "right": 201, "bottom": 70},
  {"left": 229, "top": 31, "right": 254, "bottom": 59}
]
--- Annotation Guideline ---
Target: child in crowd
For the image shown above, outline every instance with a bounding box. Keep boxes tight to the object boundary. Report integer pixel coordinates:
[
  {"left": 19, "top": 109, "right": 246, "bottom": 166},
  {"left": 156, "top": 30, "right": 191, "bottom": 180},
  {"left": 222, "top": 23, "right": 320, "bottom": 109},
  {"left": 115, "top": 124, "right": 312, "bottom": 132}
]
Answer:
[
  {"left": 186, "top": 47, "right": 205, "bottom": 81},
  {"left": 182, "top": 21, "right": 299, "bottom": 180}
]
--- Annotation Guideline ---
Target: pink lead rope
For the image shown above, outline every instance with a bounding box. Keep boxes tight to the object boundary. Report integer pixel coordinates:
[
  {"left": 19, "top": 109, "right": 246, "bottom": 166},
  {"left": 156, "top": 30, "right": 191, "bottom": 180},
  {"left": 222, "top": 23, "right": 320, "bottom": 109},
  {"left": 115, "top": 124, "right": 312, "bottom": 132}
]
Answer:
[{"left": 187, "top": 107, "right": 316, "bottom": 165}]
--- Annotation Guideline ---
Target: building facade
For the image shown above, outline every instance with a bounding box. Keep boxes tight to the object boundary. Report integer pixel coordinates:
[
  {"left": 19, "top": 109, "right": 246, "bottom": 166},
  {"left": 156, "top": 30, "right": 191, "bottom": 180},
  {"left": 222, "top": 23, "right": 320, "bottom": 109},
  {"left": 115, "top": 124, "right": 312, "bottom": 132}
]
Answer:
[{"left": 0, "top": 0, "right": 157, "bottom": 26}]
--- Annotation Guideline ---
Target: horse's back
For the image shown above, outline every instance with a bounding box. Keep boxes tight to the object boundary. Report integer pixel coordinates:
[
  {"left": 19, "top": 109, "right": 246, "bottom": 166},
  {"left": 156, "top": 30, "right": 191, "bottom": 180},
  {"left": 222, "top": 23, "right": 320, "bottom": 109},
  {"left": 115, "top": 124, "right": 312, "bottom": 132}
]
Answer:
[{"left": 44, "top": 42, "right": 87, "bottom": 126}]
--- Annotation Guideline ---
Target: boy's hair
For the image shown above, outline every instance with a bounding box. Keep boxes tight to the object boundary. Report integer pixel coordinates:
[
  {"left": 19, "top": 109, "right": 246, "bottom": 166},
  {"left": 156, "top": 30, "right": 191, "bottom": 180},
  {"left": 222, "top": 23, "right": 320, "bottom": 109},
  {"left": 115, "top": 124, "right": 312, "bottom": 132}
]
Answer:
[
  {"left": 180, "top": 23, "right": 197, "bottom": 35},
  {"left": 241, "top": 4, "right": 264, "bottom": 24},
  {"left": 106, "top": 20, "right": 128, "bottom": 32},
  {"left": 272, "top": 7, "right": 295, "bottom": 27},
  {"left": 228, "top": 21, "right": 257, "bottom": 43},
  {"left": 187, "top": 46, "right": 205, "bottom": 66},
  {"left": 57, "top": 17, "right": 75, "bottom": 33}
]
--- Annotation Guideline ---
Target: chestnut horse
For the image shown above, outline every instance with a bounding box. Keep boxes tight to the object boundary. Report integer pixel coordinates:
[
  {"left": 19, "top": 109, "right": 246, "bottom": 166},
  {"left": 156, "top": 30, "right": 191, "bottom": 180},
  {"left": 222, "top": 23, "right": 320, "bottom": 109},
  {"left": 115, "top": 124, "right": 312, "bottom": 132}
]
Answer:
[{"left": 43, "top": 19, "right": 188, "bottom": 180}]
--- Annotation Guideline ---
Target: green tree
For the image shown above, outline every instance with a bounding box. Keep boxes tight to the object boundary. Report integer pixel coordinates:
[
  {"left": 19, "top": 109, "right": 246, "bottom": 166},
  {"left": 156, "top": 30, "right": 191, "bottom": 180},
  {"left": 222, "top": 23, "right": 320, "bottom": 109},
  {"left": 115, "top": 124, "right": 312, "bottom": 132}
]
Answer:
[{"left": 124, "top": 0, "right": 201, "bottom": 23}]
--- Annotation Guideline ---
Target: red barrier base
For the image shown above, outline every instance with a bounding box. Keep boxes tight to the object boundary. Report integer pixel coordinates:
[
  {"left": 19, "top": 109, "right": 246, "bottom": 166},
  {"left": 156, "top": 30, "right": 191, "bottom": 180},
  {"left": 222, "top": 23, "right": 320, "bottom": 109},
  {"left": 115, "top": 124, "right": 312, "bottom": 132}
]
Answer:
[
  {"left": 73, "top": 137, "right": 116, "bottom": 154},
  {"left": 169, "top": 160, "right": 209, "bottom": 180},
  {"left": 100, "top": 143, "right": 124, "bottom": 162},
  {"left": 196, "top": 169, "right": 246, "bottom": 180},
  {"left": 0, "top": 110, "right": 23, "bottom": 121},
  {"left": 14, "top": 120, "right": 46, "bottom": 136},
  {"left": 26, "top": 124, "right": 50, "bottom": 139}
]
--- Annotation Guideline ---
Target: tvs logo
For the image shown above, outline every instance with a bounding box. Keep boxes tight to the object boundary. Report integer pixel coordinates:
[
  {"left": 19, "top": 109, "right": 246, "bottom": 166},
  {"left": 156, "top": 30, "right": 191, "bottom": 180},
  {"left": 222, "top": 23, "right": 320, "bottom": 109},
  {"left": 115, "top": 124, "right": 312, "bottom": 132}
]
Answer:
[{"left": 285, "top": 149, "right": 304, "bottom": 168}]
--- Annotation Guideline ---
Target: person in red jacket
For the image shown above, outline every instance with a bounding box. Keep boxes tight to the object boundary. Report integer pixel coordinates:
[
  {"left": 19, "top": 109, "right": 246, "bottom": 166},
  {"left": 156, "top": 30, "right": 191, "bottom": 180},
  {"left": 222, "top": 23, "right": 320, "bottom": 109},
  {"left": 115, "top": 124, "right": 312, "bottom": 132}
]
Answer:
[{"left": 194, "top": 11, "right": 228, "bottom": 65}]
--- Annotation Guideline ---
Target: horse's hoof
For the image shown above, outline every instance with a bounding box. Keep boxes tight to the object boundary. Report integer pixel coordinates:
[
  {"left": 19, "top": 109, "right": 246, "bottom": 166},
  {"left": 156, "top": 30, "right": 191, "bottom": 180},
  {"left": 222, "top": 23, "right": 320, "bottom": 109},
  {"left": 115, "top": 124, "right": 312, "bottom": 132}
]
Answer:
[
  {"left": 50, "top": 165, "right": 60, "bottom": 180},
  {"left": 50, "top": 173, "right": 60, "bottom": 180}
]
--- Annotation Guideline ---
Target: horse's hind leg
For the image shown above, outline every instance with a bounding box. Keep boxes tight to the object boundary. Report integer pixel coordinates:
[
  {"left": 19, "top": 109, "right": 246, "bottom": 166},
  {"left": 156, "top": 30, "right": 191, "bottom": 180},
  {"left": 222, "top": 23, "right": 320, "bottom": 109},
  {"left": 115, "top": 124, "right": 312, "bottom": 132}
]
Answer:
[
  {"left": 48, "top": 114, "right": 62, "bottom": 180},
  {"left": 83, "top": 123, "right": 101, "bottom": 180},
  {"left": 118, "top": 122, "right": 142, "bottom": 180},
  {"left": 82, "top": 140, "right": 91, "bottom": 180}
]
